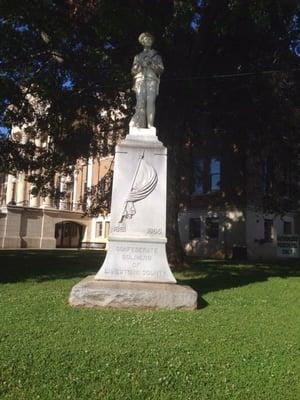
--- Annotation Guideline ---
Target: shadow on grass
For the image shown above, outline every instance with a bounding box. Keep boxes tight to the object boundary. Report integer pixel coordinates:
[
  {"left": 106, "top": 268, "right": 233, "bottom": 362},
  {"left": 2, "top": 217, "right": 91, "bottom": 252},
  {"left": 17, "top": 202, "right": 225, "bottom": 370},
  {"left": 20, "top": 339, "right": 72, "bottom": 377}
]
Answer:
[
  {"left": 176, "top": 258, "right": 300, "bottom": 308},
  {"left": 0, "top": 251, "right": 299, "bottom": 309},
  {"left": 0, "top": 250, "right": 105, "bottom": 283}
]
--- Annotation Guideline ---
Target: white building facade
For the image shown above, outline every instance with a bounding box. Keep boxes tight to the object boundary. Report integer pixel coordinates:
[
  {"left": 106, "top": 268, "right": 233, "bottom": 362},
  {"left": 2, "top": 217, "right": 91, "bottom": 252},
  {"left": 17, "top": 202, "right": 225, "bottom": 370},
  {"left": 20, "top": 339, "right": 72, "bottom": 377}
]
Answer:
[{"left": 0, "top": 154, "right": 112, "bottom": 249}]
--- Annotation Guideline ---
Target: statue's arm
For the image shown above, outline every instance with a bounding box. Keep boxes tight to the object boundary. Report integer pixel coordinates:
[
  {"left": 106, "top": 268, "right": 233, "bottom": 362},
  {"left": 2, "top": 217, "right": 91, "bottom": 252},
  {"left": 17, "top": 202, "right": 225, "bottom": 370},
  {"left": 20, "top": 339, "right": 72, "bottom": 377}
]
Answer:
[
  {"left": 131, "top": 55, "right": 142, "bottom": 76},
  {"left": 150, "top": 55, "right": 164, "bottom": 76}
]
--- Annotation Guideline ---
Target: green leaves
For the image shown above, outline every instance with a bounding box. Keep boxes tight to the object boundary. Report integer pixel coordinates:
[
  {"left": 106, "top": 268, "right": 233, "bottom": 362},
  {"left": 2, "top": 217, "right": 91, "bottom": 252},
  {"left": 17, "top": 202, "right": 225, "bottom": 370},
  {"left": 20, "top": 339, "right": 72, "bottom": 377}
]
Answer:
[{"left": 0, "top": 0, "right": 299, "bottom": 216}]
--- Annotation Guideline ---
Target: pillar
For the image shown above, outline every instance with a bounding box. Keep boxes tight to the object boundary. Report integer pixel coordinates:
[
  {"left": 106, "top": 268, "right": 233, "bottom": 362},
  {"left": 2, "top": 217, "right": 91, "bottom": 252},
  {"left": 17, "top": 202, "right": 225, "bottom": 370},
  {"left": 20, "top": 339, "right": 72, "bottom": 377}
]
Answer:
[
  {"left": 16, "top": 172, "right": 26, "bottom": 206},
  {"left": 72, "top": 169, "right": 79, "bottom": 211},
  {"left": 86, "top": 157, "right": 93, "bottom": 208},
  {"left": 5, "top": 175, "right": 14, "bottom": 205},
  {"left": 29, "top": 186, "right": 40, "bottom": 208},
  {"left": 59, "top": 176, "right": 68, "bottom": 210},
  {"left": 42, "top": 182, "right": 53, "bottom": 208}
]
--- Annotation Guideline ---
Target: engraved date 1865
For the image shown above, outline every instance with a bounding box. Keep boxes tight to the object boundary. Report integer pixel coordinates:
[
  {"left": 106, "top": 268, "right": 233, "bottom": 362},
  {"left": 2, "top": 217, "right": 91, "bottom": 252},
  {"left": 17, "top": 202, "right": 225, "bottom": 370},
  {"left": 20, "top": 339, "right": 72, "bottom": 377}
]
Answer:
[{"left": 147, "top": 228, "right": 162, "bottom": 236}]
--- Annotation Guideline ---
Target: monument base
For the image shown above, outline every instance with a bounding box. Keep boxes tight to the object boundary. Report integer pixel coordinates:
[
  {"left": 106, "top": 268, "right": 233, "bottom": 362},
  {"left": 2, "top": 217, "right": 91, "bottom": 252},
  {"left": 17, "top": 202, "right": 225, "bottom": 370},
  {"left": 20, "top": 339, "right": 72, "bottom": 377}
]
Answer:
[{"left": 69, "top": 276, "right": 198, "bottom": 310}]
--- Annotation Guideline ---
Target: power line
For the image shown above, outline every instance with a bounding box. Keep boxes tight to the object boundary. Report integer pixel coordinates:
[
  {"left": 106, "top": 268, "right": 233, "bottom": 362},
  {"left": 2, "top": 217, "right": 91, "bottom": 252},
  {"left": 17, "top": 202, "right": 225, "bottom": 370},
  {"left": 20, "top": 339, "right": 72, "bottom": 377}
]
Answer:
[
  {"left": 89, "top": 67, "right": 300, "bottom": 90},
  {"left": 3, "top": 66, "right": 299, "bottom": 94},
  {"left": 162, "top": 67, "right": 300, "bottom": 81}
]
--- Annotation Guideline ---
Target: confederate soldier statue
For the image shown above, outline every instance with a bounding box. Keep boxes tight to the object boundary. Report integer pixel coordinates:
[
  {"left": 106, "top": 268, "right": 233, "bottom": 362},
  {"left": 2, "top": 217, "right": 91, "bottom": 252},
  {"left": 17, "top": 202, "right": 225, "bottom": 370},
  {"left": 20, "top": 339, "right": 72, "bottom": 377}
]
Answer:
[{"left": 129, "top": 32, "right": 164, "bottom": 129}]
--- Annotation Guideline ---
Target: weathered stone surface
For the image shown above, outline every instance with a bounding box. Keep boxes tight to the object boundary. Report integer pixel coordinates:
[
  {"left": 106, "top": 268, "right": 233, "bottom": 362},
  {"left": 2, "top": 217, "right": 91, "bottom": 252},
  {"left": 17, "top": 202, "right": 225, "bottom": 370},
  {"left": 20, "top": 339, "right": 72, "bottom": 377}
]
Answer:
[
  {"left": 69, "top": 276, "right": 198, "bottom": 310},
  {"left": 95, "top": 136, "right": 176, "bottom": 284}
]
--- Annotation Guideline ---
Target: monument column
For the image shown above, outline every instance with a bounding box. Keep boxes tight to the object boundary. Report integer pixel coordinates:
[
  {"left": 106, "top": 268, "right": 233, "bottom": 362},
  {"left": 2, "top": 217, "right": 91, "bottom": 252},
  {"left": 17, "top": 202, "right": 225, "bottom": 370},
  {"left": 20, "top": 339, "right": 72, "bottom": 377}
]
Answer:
[
  {"left": 69, "top": 32, "right": 197, "bottom": 310},
  {"left": 95, "top": 131, "right": 176, "bottom": 283}
]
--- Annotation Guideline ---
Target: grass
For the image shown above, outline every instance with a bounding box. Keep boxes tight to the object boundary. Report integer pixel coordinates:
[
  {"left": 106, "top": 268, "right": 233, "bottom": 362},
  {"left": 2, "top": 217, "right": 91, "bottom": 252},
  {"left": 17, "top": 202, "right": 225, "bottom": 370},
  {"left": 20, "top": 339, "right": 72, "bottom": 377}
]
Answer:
[{"left": 0, "top": 250, "right": 299, "bottom": 400}]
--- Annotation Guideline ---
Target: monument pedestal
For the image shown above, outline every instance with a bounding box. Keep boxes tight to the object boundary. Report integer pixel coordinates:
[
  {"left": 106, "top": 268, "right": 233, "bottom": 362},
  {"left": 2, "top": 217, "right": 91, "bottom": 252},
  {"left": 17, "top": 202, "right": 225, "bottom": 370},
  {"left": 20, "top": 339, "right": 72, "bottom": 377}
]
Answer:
[
  {"left": 69, "top": 128, "right": 197, "bottom": 310},
  {"left": 69, "top": 276, "right": 197, "bottom": 310},
  {"left": 95, "top": 128, "right": 176, "bottom": 284}
]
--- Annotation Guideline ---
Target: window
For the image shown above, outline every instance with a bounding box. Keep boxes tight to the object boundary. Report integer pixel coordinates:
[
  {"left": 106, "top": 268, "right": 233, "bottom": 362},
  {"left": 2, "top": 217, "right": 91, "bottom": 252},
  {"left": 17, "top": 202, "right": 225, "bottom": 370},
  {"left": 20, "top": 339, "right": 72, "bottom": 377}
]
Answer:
[
  {"left": 194, "top": 159, "right": 204, "bottom": 194},
  {"left": 66, "top": 182, "right": 73, "bottom": 192},
  {"left": 206, "top": 217, "right": 219, "bottom": 239},
  {"left": 189, "top": 218, "right": 201, "bottom": 239},
  {"left": 282, "top": 163, "right": 293, "bottom": 198},
  {"left": 194, "top": 157, "right": 220, "bottom": 194},
  {"left": 264, "top": 219, "right": 273, "bottom": 242},
  {"left": 104, "top": 221, "right": 110, "bottom": 238},
  {"left": 283, "top": 221, "right": 292, "bottom": 235},
  {"left": 262, "top": 158, "right": 273, "bottom": 194},
  {"left": 96, "top": 222, "right": 103, "bottom": 237},
  {"left": 210, "top": 158, "right": 221, "bottom": 192}
]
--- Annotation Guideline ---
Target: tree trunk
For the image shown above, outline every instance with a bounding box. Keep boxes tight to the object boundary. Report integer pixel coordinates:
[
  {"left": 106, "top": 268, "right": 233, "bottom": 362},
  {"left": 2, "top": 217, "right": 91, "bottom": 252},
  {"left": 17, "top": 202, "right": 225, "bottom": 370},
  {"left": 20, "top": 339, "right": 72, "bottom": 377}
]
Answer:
[{"left": 166, "top": 147, "right": 186, "bottom": 269}]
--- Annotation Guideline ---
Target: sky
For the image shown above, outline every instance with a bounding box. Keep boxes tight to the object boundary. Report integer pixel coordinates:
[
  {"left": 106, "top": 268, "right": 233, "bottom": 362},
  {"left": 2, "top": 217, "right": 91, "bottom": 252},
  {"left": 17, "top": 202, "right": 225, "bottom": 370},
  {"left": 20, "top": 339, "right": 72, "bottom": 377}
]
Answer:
[{"left": 0, "top": 127, "right": 9, "bottom": 137}]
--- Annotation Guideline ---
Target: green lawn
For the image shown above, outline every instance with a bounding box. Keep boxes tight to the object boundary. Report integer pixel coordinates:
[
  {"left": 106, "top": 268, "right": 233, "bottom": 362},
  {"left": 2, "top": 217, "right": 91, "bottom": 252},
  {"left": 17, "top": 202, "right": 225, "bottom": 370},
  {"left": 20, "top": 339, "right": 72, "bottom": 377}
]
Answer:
[{"left": 0, "top": 250, "right": 299, "bottom": 400}]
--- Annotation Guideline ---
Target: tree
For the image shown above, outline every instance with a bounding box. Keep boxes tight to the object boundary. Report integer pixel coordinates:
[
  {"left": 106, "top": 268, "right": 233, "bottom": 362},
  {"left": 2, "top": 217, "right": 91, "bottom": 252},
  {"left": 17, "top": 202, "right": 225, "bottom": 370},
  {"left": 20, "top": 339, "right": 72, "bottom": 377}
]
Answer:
[{"left": 0, "top": 0, "right": 300, "bottom": 266}]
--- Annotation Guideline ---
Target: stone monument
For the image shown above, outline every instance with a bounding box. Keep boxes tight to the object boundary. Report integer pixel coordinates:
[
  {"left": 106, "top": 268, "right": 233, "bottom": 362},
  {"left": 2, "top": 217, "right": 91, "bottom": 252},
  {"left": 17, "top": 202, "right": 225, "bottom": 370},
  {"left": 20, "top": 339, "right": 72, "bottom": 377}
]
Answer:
[{"left": 69, "top": 33, "right": 197, "bottom": 310}]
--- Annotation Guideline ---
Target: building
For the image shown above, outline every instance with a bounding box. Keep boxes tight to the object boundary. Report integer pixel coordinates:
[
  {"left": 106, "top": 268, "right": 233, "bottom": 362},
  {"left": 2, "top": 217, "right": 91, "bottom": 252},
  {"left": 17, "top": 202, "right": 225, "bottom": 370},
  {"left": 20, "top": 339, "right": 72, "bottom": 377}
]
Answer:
[
  {"left": 178, "top": 124, "right": 300, "bottom": 260},
  {"left": 1, "top": 122, "right": 299, "bottom": 260},
  {"left": 0, "top": 126, "right": 113, "bottom": 249},
  {"left": 0, "top": 164, "right": 112, "bottom": 249}
]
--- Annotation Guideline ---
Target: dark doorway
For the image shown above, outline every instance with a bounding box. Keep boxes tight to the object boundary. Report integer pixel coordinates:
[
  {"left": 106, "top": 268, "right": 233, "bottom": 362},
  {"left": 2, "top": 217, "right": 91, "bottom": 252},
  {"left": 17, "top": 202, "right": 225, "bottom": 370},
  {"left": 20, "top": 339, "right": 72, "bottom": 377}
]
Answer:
[{"left": 55, "top": 221, "right": 84, "bottom": 248}]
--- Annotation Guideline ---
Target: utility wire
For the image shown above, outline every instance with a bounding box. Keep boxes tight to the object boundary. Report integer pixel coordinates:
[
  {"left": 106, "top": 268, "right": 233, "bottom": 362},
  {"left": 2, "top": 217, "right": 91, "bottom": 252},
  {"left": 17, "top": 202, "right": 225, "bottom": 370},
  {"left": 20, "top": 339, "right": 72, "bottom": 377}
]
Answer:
[
  {"left": 87, "top": 67, "right": 300, "bottom": 90},
  {"left": 162, "top": 67, "right": 300, "bottom": 81}
]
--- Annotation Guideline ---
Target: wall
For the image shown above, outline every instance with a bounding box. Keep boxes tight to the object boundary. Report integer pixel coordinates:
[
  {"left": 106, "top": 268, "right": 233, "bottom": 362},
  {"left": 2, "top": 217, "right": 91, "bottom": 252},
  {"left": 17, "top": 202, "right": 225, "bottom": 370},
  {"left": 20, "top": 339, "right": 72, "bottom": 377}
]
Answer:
[
  {"left": 178, "top": 209, "right": 247, "bottom": 259},
  {"left": 246, "top": 209, "right": 298, "bottom": 260},
  {"left": 0, "top": 205, "right": 90, "bottom": 249},
  {"left": 179, "top": 207, "right": 299, "bottom": 260}
]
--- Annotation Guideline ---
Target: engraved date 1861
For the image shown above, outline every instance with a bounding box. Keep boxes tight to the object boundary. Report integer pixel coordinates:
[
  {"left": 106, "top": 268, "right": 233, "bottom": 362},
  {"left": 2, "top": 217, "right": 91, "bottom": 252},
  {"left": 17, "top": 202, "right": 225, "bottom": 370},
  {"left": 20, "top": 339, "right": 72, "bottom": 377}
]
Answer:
[{"left": 112, "top": 225, "right": 126, "bottom": 233}]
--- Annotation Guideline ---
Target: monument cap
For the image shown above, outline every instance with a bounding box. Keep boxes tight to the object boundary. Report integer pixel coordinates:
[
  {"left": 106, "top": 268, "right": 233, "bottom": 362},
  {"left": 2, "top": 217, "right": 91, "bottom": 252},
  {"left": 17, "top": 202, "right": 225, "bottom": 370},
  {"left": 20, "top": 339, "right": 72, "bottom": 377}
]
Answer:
[{"left": 138, "top": 32, "right": 154, "bottom": 45}]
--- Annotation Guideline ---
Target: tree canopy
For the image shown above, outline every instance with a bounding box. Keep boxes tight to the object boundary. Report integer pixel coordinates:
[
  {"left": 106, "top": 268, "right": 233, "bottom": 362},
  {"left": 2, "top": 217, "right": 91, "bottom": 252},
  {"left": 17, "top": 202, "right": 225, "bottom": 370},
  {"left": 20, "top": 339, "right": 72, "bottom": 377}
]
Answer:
[{"left": 1, "top": 0, "right": 300, "bottom": 262}]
